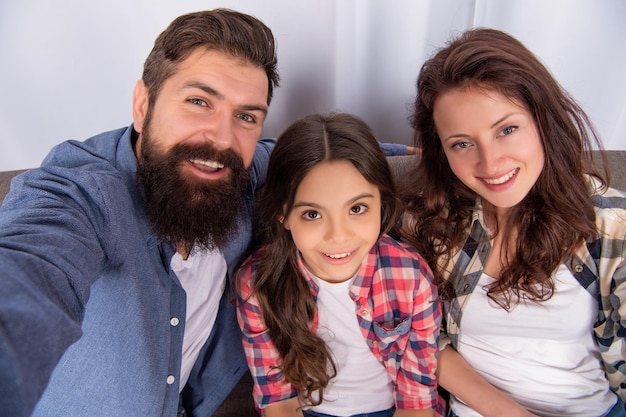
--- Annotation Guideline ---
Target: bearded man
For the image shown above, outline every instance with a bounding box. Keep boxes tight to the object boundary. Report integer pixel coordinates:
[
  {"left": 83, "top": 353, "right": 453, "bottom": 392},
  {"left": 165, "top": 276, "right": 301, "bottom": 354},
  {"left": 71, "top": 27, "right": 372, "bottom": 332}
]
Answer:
[{"left": 0, "top": 9, "right": 279, "bottom": 417}]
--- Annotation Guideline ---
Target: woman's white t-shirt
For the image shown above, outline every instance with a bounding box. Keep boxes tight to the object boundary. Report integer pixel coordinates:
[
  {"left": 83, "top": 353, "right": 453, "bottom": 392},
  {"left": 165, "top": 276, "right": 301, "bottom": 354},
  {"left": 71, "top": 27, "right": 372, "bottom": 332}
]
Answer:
[{"left": 452, "top": 264, "right": 616, "bottom": 417}]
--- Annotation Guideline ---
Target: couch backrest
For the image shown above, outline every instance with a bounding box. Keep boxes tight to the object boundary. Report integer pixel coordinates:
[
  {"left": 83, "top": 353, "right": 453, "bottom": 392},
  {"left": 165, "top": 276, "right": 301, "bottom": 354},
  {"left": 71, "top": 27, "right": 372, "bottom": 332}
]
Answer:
[
  {"left": 0, "top": 169, "right": 27, "bottom": 203},
  {"left": 594, "top": 151, "right": 626, "bottom": 191},
  {"left": 1, "top": 151, "right": 624, "bottom": 205}
]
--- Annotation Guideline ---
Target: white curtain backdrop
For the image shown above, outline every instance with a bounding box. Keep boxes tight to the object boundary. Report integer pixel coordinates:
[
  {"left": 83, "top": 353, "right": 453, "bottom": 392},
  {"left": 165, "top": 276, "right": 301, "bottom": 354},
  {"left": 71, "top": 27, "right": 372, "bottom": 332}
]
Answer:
[{"left": 0, "top": 0, "right": 624, "bottom": 171}]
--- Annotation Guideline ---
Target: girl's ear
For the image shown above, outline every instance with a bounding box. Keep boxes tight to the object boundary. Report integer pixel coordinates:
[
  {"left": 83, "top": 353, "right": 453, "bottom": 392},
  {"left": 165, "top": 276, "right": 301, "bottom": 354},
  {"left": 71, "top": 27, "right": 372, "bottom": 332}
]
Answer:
[{"left": 278, "top": 216, "right": 290, "bottom": 230}]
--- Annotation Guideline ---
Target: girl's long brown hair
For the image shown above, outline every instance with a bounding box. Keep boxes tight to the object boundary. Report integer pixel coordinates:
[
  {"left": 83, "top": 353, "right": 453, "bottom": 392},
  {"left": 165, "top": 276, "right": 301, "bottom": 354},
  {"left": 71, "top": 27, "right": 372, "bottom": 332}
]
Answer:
[
  {"left": 399, "top": 28, "right": 608, "bottom": 309},
  {"left": 240, "top": 113, "right": 400, "bottom": 405}
]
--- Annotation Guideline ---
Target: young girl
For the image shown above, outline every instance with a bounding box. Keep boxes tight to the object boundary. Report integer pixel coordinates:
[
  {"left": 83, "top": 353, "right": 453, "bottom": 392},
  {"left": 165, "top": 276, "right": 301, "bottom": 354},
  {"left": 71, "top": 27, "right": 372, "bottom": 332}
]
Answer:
[
  {"left": 236, "top": 113, "right": 441, "bottom": 417},
  {"left": 400, "top": 28, "right": 626, "bottom": 417}
]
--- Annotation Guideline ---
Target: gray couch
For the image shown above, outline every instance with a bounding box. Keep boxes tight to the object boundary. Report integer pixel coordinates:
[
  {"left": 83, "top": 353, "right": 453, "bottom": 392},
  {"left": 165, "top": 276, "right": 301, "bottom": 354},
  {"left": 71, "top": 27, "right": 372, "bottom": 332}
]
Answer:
[
  {"left": 0, "top": 150, "right": 625, "bottom": 416},
  {"left": 2, "top": 152, "right": 625, "bottom": 201}
]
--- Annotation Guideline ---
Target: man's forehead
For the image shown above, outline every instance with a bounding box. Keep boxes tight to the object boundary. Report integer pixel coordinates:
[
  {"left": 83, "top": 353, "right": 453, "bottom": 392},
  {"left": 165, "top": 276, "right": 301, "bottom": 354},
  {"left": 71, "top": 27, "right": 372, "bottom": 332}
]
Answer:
[{"left": 172, "top": 48, "right": 269, "bottom": 101}]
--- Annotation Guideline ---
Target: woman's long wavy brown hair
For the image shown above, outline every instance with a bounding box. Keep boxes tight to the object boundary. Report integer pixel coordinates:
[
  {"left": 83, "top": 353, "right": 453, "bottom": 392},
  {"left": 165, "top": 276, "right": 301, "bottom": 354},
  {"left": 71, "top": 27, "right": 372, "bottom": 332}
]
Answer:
[
  {"left": 241, "top": 113, "right": 400, "bottom": 405},
  {"left": 399, "top": 28, "right": 608, "bottom": 309}
]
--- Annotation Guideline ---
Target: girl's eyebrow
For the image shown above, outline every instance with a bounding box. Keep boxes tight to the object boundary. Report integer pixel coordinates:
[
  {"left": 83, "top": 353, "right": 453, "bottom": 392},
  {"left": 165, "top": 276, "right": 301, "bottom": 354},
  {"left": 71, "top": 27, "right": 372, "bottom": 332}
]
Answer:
[
  {"left": 347, "top": 193, "right": 375, "bottom": 204},
  {"left": 292, "top": 193, "right": 375, "bottom": 209}
]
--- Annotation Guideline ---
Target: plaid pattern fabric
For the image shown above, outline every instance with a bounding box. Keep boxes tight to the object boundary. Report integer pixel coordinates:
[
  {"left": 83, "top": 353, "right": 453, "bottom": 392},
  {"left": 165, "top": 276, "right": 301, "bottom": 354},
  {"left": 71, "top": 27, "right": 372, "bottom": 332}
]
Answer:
[
  {"left": 236, "top": 235, "right": 441, "bottom": 412},
  {"left": 440, "top": 184, "right": 626, "bottom": 401}
]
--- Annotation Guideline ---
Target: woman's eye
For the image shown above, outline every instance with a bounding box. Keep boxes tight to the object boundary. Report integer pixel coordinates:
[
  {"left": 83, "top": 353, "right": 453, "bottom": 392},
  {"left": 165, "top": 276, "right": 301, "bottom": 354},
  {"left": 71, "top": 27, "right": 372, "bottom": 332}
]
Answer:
[
  {"left": 452, "top": 141, "right": 471, "bottom": 150},
  {"left": 350, "top": 204, "right": 368, "bottom": 215},
  {"left": 501, "top": 125, "right": 517, "bottom": 135},
  {"left": 188, "top": 98, "right": 207, "bottom": 106},
  {"left": 302, "top": 210, "right": 320, "bottom": 221}
]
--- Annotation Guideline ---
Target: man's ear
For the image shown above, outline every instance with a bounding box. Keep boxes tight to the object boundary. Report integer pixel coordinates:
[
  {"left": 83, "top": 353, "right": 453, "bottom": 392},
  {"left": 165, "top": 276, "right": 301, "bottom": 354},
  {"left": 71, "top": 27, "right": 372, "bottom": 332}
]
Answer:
[{"left": 132, "top": 80, "right": 149, "bottom": 134}]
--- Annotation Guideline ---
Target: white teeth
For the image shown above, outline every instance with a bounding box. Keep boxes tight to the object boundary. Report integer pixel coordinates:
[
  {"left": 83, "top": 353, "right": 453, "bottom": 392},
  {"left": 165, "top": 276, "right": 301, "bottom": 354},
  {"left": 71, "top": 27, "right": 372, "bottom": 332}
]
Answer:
[
  {"left": 189, "top": 159, "right": 224, "bottom": 169},
  {"left": 326, "top": 252, "right": 351, "bottom": 259},
  {"left": 484, "top": 169, "right": 517, "bottom": 185}
]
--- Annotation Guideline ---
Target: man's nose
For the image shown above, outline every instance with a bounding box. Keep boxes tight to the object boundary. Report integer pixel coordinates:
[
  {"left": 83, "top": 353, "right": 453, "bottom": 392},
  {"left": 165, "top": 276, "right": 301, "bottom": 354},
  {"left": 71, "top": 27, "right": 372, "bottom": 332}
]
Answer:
[{"left": 204, "top": 112, "right": 235, "bottom": 150}]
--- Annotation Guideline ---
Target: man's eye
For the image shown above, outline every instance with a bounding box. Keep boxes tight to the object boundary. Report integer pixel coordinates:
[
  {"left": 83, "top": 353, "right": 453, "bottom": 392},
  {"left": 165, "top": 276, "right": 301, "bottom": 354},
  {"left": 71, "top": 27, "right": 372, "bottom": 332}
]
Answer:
[
  {"left": 188, "top": 98, "right": 207, "bottom": 106},
  {"left": 350, "top": 204, "right": 367, "bottom": 215},
  {"left": 237, "top": 113, "right": 255, "bottom": 123}
]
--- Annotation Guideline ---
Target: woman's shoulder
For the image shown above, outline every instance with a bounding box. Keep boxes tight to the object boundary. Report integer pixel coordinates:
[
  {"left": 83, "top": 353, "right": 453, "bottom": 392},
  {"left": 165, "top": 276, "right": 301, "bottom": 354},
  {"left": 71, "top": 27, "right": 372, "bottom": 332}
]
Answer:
[{"left": 591, "top": 183, "right": 626, "bottom": 228}]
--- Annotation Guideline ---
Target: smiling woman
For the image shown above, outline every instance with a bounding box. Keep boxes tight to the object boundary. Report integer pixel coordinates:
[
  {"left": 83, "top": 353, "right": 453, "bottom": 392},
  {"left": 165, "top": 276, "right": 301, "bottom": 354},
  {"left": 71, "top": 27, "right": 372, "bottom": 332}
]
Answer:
[
  {"left": 434, "top": 88, "right": 545, "bottom": 216},
  {"left": 400, "top": 27, "right": 626, "bottom": 417}
]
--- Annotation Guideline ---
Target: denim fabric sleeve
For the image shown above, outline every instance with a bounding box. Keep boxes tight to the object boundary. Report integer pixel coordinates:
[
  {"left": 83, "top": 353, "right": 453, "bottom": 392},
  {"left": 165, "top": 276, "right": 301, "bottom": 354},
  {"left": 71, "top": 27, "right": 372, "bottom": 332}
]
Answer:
[
  {"left": 250, "top": 138, "right": 276, "bottom": 190},
  {"left": 0, "top": 165, "right": 115, "bottom": 417},
  {"left": 379, "top": 142, "right": 408, "bottom": 156}
]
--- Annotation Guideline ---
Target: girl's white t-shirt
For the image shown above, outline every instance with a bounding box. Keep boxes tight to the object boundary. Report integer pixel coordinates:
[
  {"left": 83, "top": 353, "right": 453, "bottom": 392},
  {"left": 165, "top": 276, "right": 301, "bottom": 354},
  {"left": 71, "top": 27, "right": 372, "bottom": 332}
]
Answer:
[
  {"left": 452, "top": 264, "right": 616, "bottom": 417},
  {"left": 308, "top": 274, "right": 394, "bottom": 415}
]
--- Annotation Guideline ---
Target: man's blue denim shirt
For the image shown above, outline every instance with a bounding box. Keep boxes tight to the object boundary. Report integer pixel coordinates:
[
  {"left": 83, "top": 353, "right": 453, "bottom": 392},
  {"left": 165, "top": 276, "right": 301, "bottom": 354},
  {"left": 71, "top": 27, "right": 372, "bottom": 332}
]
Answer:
[{"left": 0, "top": 125, "right": 274, "bottom": 417}]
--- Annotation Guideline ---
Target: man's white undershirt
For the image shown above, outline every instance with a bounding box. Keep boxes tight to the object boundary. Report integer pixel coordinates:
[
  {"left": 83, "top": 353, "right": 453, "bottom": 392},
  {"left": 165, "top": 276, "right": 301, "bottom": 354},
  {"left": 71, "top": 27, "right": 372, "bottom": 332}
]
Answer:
[{"left": 170, "top": 248, "right": 227, "bottom": 391}]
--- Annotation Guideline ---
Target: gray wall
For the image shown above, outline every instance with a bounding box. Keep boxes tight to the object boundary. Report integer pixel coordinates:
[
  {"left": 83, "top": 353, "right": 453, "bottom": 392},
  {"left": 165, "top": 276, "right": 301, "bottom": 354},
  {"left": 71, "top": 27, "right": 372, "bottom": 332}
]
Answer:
[{"left": 1, "top": 0, "right": 624, "bottom": 170}]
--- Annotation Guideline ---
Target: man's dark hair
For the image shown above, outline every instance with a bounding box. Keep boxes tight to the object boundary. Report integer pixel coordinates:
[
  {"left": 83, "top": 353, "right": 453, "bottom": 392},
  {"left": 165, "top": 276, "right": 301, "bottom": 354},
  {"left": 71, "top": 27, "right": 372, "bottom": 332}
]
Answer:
[{"left": 142, "top": 9, "right": 279, "bottom": 107}]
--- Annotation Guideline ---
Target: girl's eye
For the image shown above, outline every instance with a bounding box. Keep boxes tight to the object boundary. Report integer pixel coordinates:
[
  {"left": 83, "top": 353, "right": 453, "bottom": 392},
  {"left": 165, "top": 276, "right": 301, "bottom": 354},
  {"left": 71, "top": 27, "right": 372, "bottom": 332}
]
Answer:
[
  {"left": 188, "top": 98, "right": 207, "bottom": 106},
  {"left": 350, "top": 204, "right": 368, "bottom": 215},
  {"left": 302, "top": 210, "right": 320, "bottom": 221}
]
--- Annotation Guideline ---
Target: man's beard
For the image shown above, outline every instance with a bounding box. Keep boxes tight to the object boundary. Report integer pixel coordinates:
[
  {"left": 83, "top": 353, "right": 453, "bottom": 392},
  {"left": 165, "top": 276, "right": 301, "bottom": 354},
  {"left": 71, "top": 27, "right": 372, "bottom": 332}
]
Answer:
[{"left": 136, "top": 127, "right": 251, "bottom": 255}]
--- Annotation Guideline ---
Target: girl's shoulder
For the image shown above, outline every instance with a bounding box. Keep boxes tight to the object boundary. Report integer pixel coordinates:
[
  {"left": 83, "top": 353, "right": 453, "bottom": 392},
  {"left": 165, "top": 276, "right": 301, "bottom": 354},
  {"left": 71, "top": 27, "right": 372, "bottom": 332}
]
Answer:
[
  {"left": 377, "top": 234, "right": 428, "bottom": 265},
  {"left": 378, "top": 233, "right": 417, "bottom": 251},
  {"left": 374, "top": 236, "right": 436, "bottom": 294},
  {"left": 236, "top": 247, "right": 267, "bottom": 281}
]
